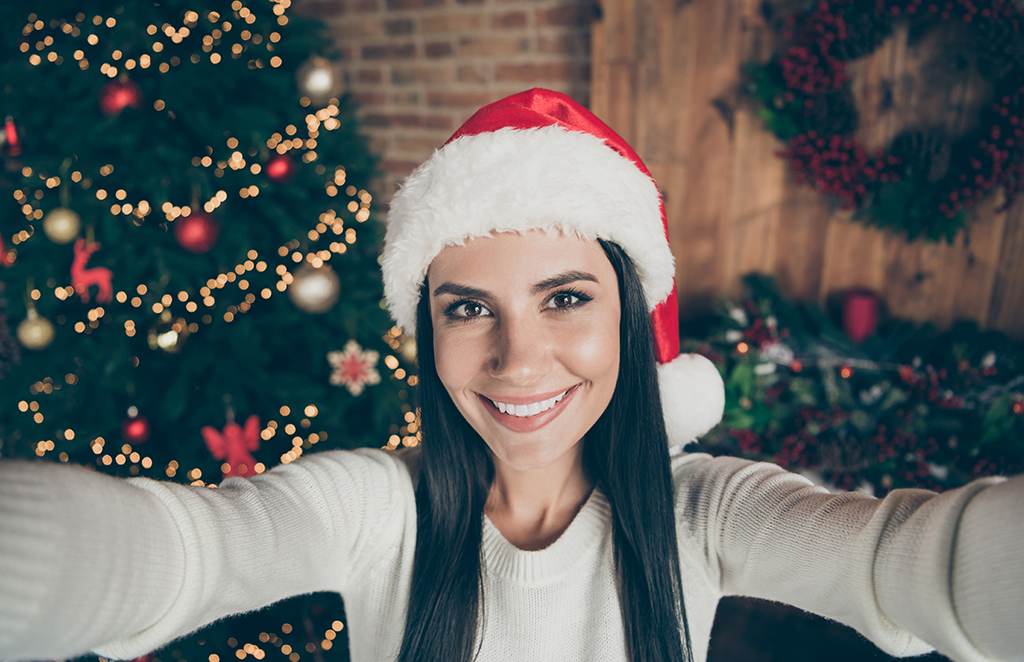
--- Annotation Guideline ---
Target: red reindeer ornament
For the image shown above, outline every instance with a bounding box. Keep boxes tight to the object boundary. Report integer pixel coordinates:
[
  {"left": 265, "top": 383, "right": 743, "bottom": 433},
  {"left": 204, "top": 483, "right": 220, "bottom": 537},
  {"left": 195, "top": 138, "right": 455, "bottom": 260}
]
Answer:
[
  {"left": 0, "top": 236, "right": 13, "bottom": 267},
  {"left": 71, "top": 239, "right": 113, "bottom": 304},
  {"left": 202, "top": 414, "right": 261, "bottom": 478}
]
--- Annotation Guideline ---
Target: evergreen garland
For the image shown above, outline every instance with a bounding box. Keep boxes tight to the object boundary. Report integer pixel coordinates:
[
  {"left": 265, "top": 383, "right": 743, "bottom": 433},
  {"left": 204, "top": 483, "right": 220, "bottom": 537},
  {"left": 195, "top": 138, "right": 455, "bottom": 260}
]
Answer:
[{"left": 689, "top": 275, "right": 1024, "bottom": 495}]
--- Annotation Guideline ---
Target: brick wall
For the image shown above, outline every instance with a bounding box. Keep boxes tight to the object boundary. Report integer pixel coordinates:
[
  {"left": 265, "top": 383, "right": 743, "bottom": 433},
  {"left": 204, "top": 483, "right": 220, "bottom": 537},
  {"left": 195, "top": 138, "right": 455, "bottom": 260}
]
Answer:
[{"left": 295, "top": 0, "right": 594, "bottom": 206}]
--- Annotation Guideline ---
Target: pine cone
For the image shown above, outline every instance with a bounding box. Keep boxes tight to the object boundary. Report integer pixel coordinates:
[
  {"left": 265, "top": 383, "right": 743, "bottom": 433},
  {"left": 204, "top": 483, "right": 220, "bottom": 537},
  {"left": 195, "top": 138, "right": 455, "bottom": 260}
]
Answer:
[
  {"left": 891, "top": 130, "right": 952, "bottom": 183},
  {"left": 832, "top": 10, "right": 893, "bottom": 61},
  {"left": 806, "top": 87, "right": 859, "bottom": 136}
]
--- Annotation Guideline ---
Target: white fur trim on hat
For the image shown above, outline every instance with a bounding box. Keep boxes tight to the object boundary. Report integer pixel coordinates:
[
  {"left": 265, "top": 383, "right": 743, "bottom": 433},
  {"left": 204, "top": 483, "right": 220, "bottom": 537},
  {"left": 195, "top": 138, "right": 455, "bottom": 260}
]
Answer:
[
  {"left": 383, "top": 125, "right": 675, "bottom": 335},
  {"left": 658, "top": 353, "right": 725, "bottom": 454}
]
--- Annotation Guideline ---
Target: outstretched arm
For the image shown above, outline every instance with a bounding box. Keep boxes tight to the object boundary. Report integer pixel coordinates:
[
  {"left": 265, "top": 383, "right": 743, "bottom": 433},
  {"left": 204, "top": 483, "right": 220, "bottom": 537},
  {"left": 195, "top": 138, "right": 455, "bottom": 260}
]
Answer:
[
  {"left": 673, "top": 453, "right": 1023, "bottom": 662},
  {"left": 0, "top": 460, "right": 185, "bottom": 661},
  {"left": 0, "top": 449, "right": 414, "bottom": 662}
]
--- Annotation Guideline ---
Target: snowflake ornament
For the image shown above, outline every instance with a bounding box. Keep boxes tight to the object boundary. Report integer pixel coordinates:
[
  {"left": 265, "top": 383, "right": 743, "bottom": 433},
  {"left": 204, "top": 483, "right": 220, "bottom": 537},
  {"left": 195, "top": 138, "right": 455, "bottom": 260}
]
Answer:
[{"left": 328, "top": 340, "right": 381, "bottom": 396}]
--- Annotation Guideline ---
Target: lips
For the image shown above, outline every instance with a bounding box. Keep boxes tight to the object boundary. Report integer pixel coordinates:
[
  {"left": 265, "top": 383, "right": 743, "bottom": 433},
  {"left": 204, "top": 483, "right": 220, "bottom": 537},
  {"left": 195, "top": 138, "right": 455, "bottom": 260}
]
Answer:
[{"left": 476, "top": 384, "right": 581, "bottom": 433}]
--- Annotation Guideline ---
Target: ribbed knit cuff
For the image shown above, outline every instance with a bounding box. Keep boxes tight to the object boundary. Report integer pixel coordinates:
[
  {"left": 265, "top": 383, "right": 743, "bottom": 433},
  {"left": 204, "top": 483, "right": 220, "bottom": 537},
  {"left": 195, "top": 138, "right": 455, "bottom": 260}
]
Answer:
[{"left": 951, "top": 474, "right": 1024, "bottom": 660}]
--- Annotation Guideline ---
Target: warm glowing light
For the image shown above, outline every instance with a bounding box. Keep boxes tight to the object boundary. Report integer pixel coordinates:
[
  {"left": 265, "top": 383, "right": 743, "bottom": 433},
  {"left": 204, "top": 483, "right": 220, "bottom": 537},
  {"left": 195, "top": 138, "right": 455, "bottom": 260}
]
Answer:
[{"left": 736, "top": 342, "right": 749, "bottom": 354}]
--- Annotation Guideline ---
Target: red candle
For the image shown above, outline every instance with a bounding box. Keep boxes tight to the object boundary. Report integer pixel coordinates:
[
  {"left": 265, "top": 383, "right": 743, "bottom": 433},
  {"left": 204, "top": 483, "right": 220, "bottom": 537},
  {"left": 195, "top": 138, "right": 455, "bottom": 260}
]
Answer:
[{"left": 843, "top": 288, "right": 878, "bottom": 344}]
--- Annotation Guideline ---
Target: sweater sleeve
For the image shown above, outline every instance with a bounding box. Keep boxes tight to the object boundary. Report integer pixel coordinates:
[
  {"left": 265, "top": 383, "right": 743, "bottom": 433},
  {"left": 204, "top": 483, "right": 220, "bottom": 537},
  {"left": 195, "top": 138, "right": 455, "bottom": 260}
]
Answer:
[
  {"left": 0, "top": 448, "right": 414, "bottom": 662},
  {"left": 671, "top": 453, "right": 1023, "bottom": 662}
]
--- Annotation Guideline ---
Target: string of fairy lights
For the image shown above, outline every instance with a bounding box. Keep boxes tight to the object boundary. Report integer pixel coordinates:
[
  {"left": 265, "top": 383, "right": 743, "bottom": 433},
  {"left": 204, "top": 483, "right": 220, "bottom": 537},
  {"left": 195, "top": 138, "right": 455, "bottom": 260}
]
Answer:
[
  {"left": 8, "top": 104, "right": 353, "bottom": 232},
  {"left": 102, "top": 620, "right": 349, "bottom": 662},
  {"left": 94, "top": 621, "right": 347, "bottom": 662},
  {"left": 7, "top": 2, "right": 419, "bottom": 491},
  {"left": 20, "top": 2, "right": 292, "bottom": 73}
]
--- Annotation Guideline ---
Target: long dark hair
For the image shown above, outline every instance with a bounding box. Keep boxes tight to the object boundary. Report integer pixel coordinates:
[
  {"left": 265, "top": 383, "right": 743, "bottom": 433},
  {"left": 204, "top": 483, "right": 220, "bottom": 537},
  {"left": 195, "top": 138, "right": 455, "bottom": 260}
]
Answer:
[{"left": 396, "top": 239, "right": 692, "bottom": 662}]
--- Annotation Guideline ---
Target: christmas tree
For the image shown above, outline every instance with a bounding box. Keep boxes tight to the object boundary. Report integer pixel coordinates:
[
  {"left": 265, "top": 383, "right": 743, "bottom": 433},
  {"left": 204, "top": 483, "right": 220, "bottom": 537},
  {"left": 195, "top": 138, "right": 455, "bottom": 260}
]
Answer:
[{"left": 0, "top": 2, "right": 418, "bottom": 661}]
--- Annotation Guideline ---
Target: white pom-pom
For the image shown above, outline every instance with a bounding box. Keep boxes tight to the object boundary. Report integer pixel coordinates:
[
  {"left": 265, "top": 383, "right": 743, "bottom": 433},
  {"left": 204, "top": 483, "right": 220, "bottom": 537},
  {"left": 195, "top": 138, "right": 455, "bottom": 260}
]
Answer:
[{"left": 657, "top": 353, "right": 725, "bottom": 454}]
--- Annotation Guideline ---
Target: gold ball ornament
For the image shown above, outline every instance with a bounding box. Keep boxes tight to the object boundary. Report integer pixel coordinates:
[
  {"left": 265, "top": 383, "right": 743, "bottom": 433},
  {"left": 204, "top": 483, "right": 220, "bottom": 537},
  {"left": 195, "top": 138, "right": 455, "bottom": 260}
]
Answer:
[
  {"left": 288, "top": 264, "right": 340, "bottom": 314},
  {"left": 17, "top": 309, "right": 55, "bottom": 350},
  {"left": 147, "top": 311, "right": 190, "bottom": 354},
  {"left": 296, "top": 57, "right": 342, "bottom": 106},
  {"left": 42, "top": 207, "right": 82, "bottom": 244}
]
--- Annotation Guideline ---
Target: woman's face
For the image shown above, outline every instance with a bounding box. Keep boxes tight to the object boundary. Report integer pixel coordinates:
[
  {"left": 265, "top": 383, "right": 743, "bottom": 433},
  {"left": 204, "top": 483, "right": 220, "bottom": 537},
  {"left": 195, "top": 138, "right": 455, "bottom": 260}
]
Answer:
[{"left": 427, "top": 229, "right": 620, "bottom": 472}]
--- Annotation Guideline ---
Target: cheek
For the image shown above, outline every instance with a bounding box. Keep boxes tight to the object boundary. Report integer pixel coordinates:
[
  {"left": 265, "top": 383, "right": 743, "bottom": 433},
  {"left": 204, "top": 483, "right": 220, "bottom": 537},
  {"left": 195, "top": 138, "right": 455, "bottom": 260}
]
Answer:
[
  {"left": 432, "top": 326, "right": 487, "bottom": 398},
  {"left": 562, "top": 317, "right": 619, "bottom": 388},
  {"left": 432, "top": 332, "right": 464, "bottom": 390}
]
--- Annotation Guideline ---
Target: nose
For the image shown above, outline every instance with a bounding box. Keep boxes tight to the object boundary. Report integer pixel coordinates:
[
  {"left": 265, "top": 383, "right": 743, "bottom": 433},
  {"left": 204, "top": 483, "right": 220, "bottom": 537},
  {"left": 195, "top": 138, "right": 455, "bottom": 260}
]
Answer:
[{"left": 488, "top": 313, "right": 553, "bottom": 386}]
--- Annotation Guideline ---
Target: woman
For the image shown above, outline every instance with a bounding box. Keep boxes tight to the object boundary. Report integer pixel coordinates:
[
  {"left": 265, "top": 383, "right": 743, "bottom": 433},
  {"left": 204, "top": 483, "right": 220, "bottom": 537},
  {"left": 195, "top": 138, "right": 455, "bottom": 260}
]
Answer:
[{"left": 0, "top": 89, "right": 1021, "bottom": 662}]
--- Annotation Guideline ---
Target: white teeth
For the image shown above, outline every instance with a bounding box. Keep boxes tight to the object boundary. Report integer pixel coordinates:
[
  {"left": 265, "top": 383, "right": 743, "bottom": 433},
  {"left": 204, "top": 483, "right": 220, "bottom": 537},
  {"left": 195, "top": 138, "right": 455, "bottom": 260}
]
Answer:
[{"left": 490, "top": 389, "right": 570, "bottom": 418}]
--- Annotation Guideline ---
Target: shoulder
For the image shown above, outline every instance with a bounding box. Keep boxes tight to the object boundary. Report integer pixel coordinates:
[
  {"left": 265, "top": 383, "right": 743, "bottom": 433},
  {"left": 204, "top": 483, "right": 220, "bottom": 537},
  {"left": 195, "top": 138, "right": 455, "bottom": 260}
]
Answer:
[
  {"left": 278, "top": 446, "right": 419, "bottom": 496},
  {"left": 388, "top": 445, "right": 422, "bottom": 488},
  {"left": 669, "top": 451, "right": 823, "bottom": 532},
  {"left": 670, "top": 451, "right": 790, "bottom": 493},
  {"left": 670, "top": 451, "right": 817, "bottom": 492}
]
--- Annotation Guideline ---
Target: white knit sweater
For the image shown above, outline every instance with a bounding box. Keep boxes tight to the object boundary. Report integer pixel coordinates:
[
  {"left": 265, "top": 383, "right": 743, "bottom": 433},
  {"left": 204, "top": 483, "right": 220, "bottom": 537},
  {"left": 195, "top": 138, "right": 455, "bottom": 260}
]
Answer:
[{"left": 0, "top": 449, "right": 1021, "bottom": 662}]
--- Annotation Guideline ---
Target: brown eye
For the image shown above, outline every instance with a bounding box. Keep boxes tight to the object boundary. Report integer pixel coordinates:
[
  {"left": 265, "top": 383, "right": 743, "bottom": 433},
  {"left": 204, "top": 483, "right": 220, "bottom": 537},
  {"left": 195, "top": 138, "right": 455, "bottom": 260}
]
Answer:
[
  {"left": 449, "top": 300, "right": 491, "bottom": 318},
  {"left": 551, "top": 293, "right": 578, "bottom": 308}
]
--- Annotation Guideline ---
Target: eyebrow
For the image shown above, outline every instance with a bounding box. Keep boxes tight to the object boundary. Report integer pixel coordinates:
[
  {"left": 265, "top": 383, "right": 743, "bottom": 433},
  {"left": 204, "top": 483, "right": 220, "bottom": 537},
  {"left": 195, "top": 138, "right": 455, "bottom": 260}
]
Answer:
[
  {"left": 431, "top": 270, "right": 599, "bottom": 299},
  {"left": 432, "top": 282, "right": 492, "bottom": 299},
  {"left": 530, "top": 270, "right": 598, "bottom": 294}
]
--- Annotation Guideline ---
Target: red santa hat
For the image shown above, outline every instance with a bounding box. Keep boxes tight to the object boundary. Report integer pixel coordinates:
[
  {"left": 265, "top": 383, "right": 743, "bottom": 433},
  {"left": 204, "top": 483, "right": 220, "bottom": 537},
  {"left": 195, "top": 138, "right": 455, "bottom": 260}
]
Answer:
[{"left": 383, "top": 88, "right": 724, "bottom": 448}]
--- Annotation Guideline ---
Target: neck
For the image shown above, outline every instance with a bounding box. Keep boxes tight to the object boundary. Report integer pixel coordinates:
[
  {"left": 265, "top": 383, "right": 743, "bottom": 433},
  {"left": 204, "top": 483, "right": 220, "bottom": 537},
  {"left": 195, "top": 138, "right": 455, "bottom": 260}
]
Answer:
[{"left": 485, "top": 442, "right": 594, "bottom": 551}]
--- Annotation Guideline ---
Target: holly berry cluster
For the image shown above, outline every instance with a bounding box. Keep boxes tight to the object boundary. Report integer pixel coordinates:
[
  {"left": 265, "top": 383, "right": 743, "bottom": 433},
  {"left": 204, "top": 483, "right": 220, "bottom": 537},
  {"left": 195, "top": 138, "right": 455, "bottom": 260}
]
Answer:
[
  {"left": 779, "top": 3, "right": 851, "bottom": 95},
  {"left": 779, "top": 132, "right": 902, "bottom": 209},
  {"left": 747, "top": 0, "right": 1024, "bottom": 241},
  {"left": 741, "top": 310, "right": 782, "bottom": 348},
  {"left": 951, "top": 89, "right": 1024, "bottom": 217},
  {"left": 876, "top": 0, "right": 1024, "bottom": 24}
]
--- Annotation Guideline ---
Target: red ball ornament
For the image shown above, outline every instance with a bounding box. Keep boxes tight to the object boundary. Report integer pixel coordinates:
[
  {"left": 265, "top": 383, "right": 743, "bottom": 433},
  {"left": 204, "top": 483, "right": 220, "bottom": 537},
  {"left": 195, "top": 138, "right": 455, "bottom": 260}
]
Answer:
[
  {"left": 173, "top": 212, "right": 221, "bottom": 254},
  {"left": 121, "top": 413, "right": 151, "bottom": 444},
  {"left": 265, "top": 153, "right": 298, "bottom": 183},
  {"left": 98, "top": 78, "right": 144, "bottom": 117}
]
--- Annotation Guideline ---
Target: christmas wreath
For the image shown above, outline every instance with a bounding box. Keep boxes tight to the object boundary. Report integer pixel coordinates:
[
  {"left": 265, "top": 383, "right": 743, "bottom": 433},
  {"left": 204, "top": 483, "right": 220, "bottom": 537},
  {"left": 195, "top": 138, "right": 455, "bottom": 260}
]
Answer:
[{"left": 746, "top": 0, "right": 1024, "bottom": 242}]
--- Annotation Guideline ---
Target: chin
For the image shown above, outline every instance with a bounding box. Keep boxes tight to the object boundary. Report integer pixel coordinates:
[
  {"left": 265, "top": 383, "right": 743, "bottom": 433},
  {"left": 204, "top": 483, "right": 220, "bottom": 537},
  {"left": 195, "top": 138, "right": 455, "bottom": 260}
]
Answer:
[
  {"left": 492, "top": 448, "right": 559, "bottom": 472},
  {"left": 482, "top": 430, "right": 581, "bottom": 473}
]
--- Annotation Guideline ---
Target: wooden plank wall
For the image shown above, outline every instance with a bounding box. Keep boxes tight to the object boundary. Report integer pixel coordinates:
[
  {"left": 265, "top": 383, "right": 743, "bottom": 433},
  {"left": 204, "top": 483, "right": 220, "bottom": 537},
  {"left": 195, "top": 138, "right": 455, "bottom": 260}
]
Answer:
[{"left": 592, "top": 0, "right": 1024, "bottom": 338}]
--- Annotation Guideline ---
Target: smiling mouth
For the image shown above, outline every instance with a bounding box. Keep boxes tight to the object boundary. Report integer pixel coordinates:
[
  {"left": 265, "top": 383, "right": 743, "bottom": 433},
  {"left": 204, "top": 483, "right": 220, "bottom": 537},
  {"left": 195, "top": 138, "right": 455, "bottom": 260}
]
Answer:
[{"left": 486, "top": 385, "right": 579, "bottom": 418}]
